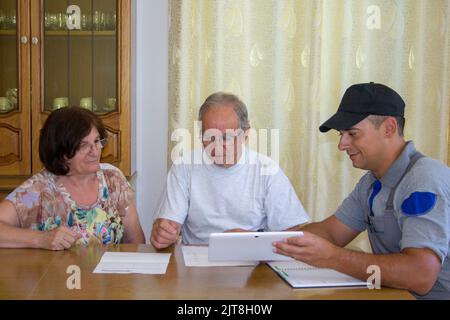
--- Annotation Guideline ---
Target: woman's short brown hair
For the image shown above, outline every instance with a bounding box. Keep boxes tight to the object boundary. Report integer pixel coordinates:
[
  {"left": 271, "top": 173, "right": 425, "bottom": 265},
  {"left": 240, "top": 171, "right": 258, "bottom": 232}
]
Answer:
[{"left": 39, "top": 106, "right": 107, "bottom": 175}]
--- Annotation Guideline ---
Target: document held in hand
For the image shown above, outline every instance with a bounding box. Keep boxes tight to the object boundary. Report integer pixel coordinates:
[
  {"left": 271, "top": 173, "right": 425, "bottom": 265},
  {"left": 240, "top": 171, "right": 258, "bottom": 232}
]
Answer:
[{"left": 268, "top": 261, "right": 367, "bottom": 288}]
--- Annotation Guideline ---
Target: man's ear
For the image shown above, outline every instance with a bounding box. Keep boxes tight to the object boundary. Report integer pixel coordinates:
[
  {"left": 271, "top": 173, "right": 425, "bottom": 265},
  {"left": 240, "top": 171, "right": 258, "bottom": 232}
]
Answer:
[
  {"left": 383, "top": 117, "right": 398, "bottom": 137},
  {"left": 243, "top": 128, "right": 251, "bottom": 143}
]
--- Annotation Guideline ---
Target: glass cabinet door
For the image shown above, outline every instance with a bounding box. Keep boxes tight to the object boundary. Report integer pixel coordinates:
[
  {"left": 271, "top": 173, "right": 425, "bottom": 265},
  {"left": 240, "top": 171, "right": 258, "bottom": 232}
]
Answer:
[
  {"left": 43, "top": 0, "right": 117, "bottom": 114},
  {"left": 0, "top": 0, "right": 18, "bottom": 114},
  {"left": 0, "top": 0, "right": 31, "bottom": 176},
  {"left": 31, "top": 0, "right": 130, "bottom": 175},
  {"left": 0, "top": 0, "right": 130, "bottom": 188}
]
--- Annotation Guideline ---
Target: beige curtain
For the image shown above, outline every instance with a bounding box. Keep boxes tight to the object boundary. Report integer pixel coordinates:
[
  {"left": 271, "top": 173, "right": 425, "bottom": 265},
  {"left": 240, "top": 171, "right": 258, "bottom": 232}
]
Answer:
[{"left": 168, "top": 0, "right": 450, "bottom": 251}]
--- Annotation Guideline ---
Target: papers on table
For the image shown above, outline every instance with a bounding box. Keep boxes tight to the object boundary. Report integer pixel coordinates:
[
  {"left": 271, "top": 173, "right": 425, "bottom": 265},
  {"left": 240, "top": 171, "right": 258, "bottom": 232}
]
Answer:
[
  {"left": 93, "top": 252, "right": 171, "bottom": 274},
  {"left": 182, "top": 246, "right": 258, "bottom": 267},
  {"left": 268, "top": 261, "right": 367, "bottom": 288}
]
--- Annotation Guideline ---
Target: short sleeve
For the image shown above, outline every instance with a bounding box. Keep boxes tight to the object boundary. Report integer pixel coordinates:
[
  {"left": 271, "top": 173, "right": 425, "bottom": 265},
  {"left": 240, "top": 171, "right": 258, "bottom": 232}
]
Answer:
[
  {"left": 264, "top": 168, "right": 310, "bottom": 230},
  {"left": 334, "top": 175, "right": 369, "bottom": 232},
  {"left": 396, "top": 163, "right": 450, "bottom": 263},
  {"left": 6, "top": 173, "right": 48, "bottom": 228},
  {"left": 154, "top": 163, "right": 190, "bottom": 224},
  {"left": 101, "top": 164, "right": 135, "bottom": 218}
]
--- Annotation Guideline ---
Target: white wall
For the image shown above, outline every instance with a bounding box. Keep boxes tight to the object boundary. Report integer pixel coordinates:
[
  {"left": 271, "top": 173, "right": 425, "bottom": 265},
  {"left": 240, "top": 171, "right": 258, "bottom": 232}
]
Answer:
[{"left": 134, "top": 0, "right": 169, "bottom": 241}]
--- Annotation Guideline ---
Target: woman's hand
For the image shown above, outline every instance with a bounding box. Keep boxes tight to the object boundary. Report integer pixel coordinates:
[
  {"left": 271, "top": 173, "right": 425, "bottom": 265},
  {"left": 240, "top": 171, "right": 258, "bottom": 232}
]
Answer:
[{"left": 38, "top": 226, "right": 81, "bottom": 251}]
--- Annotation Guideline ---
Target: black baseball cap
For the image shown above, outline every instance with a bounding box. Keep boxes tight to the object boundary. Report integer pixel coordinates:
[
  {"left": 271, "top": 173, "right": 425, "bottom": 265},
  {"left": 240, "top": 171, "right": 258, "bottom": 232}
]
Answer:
[{"left": 319, "top": 82, "right": 405, "bottom": 132}]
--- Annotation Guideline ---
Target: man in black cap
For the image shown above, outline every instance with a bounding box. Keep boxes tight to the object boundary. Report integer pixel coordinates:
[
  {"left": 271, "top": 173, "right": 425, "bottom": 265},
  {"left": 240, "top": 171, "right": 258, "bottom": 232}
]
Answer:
[{"left": 274, "top": 82, "right": 450, "bottom": 299}]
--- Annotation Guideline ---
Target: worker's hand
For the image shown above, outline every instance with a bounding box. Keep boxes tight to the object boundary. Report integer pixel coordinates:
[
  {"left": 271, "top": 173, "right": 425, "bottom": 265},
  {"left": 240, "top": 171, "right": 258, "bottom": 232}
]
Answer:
[{"left": 273, "top": 231, "right": 339, "bottom": 268}]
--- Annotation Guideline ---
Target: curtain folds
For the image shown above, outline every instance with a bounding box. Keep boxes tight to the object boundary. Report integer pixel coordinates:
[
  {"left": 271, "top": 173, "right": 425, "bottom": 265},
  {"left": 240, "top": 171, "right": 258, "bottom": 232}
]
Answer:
[{"left": 168, "top": 0, "right": 450, "bottom": 251}]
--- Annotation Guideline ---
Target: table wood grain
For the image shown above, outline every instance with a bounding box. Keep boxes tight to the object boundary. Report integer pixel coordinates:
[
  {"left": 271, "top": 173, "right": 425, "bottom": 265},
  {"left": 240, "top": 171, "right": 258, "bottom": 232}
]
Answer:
[{"left": 0, "top": 244, "right": 415, "bottom": 300}]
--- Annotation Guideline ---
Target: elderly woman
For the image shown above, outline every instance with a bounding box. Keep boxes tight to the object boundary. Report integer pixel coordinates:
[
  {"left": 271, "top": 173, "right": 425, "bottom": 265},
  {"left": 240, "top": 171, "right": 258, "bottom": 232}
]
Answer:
[{"left": 0, "top": 107, "right": 145, "bottom": 250}]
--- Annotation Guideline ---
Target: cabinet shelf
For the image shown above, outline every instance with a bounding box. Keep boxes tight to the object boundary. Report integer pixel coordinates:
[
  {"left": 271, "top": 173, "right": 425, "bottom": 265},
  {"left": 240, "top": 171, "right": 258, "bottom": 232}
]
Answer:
[
  {"left": 0, "top": 30, "right": 116, "bottom": 37},
  {"left": 45, "top": 30, "right": 116, "bottom": 36},
  {"left": 0, "top": 30, "right": 16, "bottom": 36}
]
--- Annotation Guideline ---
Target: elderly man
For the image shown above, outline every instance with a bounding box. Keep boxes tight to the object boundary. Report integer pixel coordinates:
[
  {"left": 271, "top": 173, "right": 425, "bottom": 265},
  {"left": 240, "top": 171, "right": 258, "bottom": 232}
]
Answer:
[
  {"left": 151, "top": 92, "right": 309, "bottom": 248},
  {"left": 274, "top": 82, "right": 450, "bottom": 299}
]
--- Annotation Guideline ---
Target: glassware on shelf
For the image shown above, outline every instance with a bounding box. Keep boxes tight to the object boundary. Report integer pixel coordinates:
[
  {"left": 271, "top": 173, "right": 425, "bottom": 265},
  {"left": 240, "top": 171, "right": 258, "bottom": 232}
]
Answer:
[
  {"left": 93, "top": 10, "right": 101, "bottom": 31},
  {"left": 44, "top": 12, "right": 49, "bottom": 29},
  {"left": 106, "top": 12, "right": 117, "bottom": 30},
  {"left": 45, "top": 12, "right": 73, "bottom": 31},
  {"left": 10, "top": 9, "right": 16, "bottom": 28},
  {"left": 81, "top": 13, "right": 92, "bottom": 30},
  {"left": 93, "top": 10, "right": 116, "bottom": 31},
  {"left": 80, "top": 97, "right": 97, "bottom": 111},
  {"left": 100, "top": 11, "right": 106, "bottom": 30},
  {"left": 44, "top": 10, "right": 117, "bottom": 31},
  {"left": 0, "top": 97, "right": 12, "bottom": 111},
  {"left": 105, "top": 12, "right": 116, "bottom": 31},
  {"left": 52, "top": 97, "right": 69, "bottom": 110},
  {"left": 45, "top": 13, "right": 57, "bottom": 30},
  {"left": 57, "top": 13, "right": 65, "bottom": 30},
  {"left": 104, "top": 97, "right": 116, "bottom": 111},
  {"left": 6, "top": 88, "right": 17, "bottom": 106},
  {"left": 0, "top": 9, "right": 5, "bottom": 30},
  {"left": 0, "top": 9, "right": 16, "bottom": 29}
]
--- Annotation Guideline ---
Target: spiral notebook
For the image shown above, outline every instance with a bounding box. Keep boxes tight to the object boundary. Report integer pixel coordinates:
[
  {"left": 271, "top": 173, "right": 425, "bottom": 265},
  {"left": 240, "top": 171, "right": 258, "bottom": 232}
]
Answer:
[{"left": 268, "top": 261, "right": 367, "bottom": 288}]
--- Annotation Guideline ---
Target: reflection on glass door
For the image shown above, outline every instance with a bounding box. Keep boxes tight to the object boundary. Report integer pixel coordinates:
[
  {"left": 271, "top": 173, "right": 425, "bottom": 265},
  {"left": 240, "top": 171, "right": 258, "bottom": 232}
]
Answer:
[
  {"left": 0, "top": 0, "right": 18, "bottom": 114},
  {"left": 44, "top": 0, "right": 117, "bottom": 114}
]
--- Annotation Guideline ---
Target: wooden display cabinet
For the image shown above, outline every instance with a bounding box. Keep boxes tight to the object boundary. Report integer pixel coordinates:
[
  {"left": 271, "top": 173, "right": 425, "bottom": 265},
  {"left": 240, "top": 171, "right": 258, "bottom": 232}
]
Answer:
[{"left": 0, "top": 0, "right": 133, "bottom": 198}]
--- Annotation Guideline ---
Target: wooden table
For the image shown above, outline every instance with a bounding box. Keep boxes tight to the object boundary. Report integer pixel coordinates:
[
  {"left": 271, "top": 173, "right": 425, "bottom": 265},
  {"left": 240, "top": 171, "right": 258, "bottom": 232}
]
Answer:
[{"left": 0, "top": 244, "right": 415, "bottom": 300}]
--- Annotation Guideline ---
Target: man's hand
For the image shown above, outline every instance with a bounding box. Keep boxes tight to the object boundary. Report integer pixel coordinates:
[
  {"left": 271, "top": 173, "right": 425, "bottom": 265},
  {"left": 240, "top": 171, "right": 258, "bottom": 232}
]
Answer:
[
  {"left": 150, "top": 218, "right": 182, "bottom": 249},
  {"left": 38, "top": 226, "right": 81, "bottom": 251},
  {"left": 273, "top": 231, "right": 339, "bottom": 268}
]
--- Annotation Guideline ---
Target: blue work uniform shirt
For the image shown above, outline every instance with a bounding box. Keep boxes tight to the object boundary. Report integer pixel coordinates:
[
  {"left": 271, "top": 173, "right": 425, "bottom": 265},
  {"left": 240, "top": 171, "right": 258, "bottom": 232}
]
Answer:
[{"left": 334, "top": 141, "right": 450, "bottom": 299}]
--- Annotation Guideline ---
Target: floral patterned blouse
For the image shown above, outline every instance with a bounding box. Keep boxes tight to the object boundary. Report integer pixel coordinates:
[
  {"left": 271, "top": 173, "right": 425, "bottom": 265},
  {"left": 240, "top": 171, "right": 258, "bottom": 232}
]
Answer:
[{"left": 6, "top": 163, "right": 134, "bottom": 245}]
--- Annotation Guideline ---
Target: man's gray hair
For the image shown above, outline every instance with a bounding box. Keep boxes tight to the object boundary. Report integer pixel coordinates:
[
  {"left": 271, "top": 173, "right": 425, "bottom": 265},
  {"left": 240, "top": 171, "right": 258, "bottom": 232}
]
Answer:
[
  {"left": 367, "top": 115, "right": 405, "bottom": 137},
  {"left": 198, "top": 92, "right": 250, "bottom": 130}
]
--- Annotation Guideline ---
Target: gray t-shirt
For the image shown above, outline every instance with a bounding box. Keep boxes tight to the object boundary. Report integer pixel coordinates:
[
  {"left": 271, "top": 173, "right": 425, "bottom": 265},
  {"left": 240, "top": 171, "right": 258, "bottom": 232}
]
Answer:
[
  {"left": 335, "top": 141, "right": 450, "bottom": 299},
  {"left": 155, "top": 148, "right": 310, "bottom": 244}
]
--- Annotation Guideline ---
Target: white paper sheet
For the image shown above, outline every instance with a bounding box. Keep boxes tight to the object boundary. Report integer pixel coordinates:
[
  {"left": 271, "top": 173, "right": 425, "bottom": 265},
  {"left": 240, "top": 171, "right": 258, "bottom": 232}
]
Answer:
[
  {"left": 93, "top": 252, "right": 171, "bottom": 274},
  {"left": 182, "top": 246, "right": 258, "bottom": 267},
  {"left": 268, "top": 261, "right": 367, "bottom": 288}
]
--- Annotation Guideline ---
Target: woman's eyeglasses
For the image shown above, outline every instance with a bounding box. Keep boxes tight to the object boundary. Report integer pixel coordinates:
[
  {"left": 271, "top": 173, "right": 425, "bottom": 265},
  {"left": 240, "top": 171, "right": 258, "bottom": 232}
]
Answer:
[{"left": 78, "top": 138, "right": 107, "bottom": 154}]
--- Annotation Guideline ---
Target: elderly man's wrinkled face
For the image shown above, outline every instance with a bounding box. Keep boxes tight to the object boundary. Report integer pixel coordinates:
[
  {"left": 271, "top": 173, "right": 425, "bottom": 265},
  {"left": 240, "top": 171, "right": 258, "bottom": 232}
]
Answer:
[{"left": 201, "top": 104, "right": 247, "bottom": 168}]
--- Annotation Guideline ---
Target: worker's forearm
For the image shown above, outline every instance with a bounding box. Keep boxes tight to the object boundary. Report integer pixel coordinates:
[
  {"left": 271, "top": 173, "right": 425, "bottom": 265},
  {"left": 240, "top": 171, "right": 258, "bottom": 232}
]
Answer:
[{"left": 328, "top": 247, "right": 439, "bottom": 295}]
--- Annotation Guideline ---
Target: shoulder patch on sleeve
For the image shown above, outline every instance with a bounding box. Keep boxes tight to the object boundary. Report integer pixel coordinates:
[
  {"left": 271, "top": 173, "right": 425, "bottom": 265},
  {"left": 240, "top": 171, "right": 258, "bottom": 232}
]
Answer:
[{"left": 401, "top": 192, "right": 437, "bottom": 216}]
